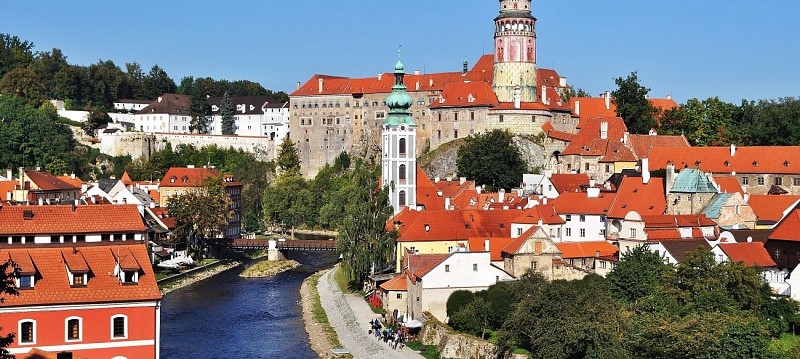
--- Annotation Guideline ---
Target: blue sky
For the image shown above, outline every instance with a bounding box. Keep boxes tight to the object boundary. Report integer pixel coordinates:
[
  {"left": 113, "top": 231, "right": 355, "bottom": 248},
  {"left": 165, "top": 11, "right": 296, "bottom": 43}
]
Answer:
[{"left": 2, "top": 1, "right": 799, "bottom": 103}]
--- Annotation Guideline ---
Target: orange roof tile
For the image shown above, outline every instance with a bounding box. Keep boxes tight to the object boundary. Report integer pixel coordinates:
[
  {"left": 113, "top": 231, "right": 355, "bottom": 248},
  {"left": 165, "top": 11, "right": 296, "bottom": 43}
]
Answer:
[
  {"left": 55, "top": 175, "right": 84, "bottom": 188},
  {"left": 749, "top": 195, "right": 800, "bottom": 223},
  {"left": 150, "top": 207, "right": 177, "bottom": 229},
  {"left": 0, "top": 205, "right": 146, "bottom": 235},
  {"left": 714, "top": 176, "right": 744, "bottom": 195},
  {"left": 641, "top": 214, "right": 717, "bottom": 228},
  {"left": 555, "top": 241, "right": 618, "bottom": 259},
  {"left": 512, "top": 204, "right": 566, "bottom": 225},
  {"left": 429, "top": 81, "right": 498, "bottom": 108},
  {"left": 160, "top": 167, "right": 221, "bottom": 187},
  {"left": 549, "top": 173, "right": 590, "bottom": 193},
  {"left": 406, "top": 253, "right": 450, "bottom": 279},
  {"left": 648, "top": 146, "right": 800, "bottom": 174},
  {"left": 627, "top": 134, "right": 689, "bottom": 159},
  {"left": 379, "top": 273, "right": 408, "bottom": 291},
  {"left": 0, "top": 243, "right": 161, "bottom": 307},
  {"left": 468, "top": 237, "right": 516, "bottom": 261},
  {"left": 770, "top": 209, "right": 800, "bottom": 242},
  {"left": 501, "top": 226, "right": 540, "bottom": 255},
  {"left": 550, "top": 192, "right": 616, "bottom": 215},
  {"left": 0, "top": 180, "right": 15, "bottom": 198},
  {"left": 120, "top": 171, "right": 133, "bottom": 185},
  {"left": 395, "top": 209, "right": 522, "bottom": 242},
  {"left": 148, "top": 189, "right": 160, "bottom": 203},
  {"left": 607, "top": 177, "right": 666, "bottom": 218},
  {"left": 62, "top": 249, "right": 90, "bottom": 272},
  {"left": 718, "top": 242, "right": 776, "bottom": 267},
  {"left": 25, "top": 171, "right": 80, "bottom": 191},
  {"left": 562, "top": 117, "right": 628, "bottom": 156},
  {"left": 569, "top": 97, "right": 677, "bottom": 125}
]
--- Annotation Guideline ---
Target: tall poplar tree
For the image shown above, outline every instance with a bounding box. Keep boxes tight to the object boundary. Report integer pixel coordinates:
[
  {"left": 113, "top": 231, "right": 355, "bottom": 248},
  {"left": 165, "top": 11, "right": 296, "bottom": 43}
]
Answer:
[{"left": 220, "top": 91, "right": 236, "bottom": 135}]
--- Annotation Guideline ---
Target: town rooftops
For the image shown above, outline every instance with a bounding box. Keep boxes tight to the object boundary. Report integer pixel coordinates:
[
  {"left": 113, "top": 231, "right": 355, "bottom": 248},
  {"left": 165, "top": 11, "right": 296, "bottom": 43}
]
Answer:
[
  {"left": 379, "top": 273, "right": 408, "bottom": 292},
  {"left": 549, "top": 173, "right": 590, "bottom": 194},
  {"left": 138, "top": 93, "right": 191, "bottom": 114},
  {"left": 648, "top": 146, "right": 800, "bottom": 174},
  {"left": 561, "top": 117, "right": 628, "bottom": 157},
  {"left": 627, "top": 134, "right": 689, "bottom": 159},
  {"left": 748, "top": 195, "right": 800, "bottom": 224},
  {"left": 670, "top": 168, "right": 718, "bottom": 193},
  {"left": 512, "top": 203, "right": 566, "bottom": 225},
  {"left": 555, "top": 241, "right": 618, "bottom": 259},
  {"left": 468, "top": 237, "right": 516, "bottom": 262},
  {"left": 208, "top": 95, "right": 287, "bottom": 114},
  {"left": 550, "top": 191, "right": 615, "bottom": 215},
  {"left": 607, "top": 177, "right": 666, "bottom": 219},
  {"left": 404, "top": 252, "right": 450, "bottom": 281},
  {"left": 429, "top": 81, "right": 498, "bottom": 109},
  {"left": 568, "top": 96, "right": 678, "bottom": 125},
  {"left": 642, "top": 214, "right": 717, "bottom": 228},
  {"left": 394, "top": 209, "right": 522, "bottom": 242},
  {"left": 660, "top": 239, "right": 712, "bottom": 263},
  {"left": 159, "top": 167, "right": 241, "bottom": 188},
  {"left": 0, "top": 204, "right": 146, "bottom": 235},
  {"left": 718, "top": 242, "right": 776, "bottom": 267},
  {"left": 0, "top": 243, "right": 161, "bottom": 307},
  {"left": 769, "top": 208, "right": 800, "bottom": 242},
  {"left": 25, "top": 171, "right": 80, "bottom": 191}
]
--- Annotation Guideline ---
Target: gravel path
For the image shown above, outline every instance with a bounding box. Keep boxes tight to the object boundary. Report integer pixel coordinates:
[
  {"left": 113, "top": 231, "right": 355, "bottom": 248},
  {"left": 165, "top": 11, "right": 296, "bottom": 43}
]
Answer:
[{"left": 317, "top": 267, "right": 424, "bottom": 359}]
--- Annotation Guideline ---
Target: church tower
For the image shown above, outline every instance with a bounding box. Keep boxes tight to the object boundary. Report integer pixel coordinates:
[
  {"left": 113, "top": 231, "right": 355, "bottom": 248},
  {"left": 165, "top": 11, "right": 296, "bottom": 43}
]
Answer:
[
  {"left": 382, "top": 52, "right": 417, "bottom": 214},
  {"left": 492, "top": 0, "right": 538, "bottom": 103}
]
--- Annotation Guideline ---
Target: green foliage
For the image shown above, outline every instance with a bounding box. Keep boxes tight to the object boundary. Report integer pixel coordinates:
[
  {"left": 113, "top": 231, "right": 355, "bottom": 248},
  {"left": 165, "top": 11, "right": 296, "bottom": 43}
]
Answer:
[
  {"left": 276, "top": 136, "right": 301, "bottom": 176},
  {"left": 82, "top": 105, "right": 111, "bottom": 137},
  {"left": 0, "top": 96, "right": 74, "bottom": 172},
  {"left": 612, "top": 71, "right": 658, "bottom": 134},
  {"left": 607, "top": 245, "right": 670, "bottom": 304},
  {"left": 446, "top": 290, "right": 475, "bottom": 318},
  {"left": 0, "top": 258, "right": 21, "bottom": 357},
  {"left": 449, "top": 296, "right": 492, "bottom": 338},
  {"left": 220, "top": 91, "right": 236, "bottom": 135},
  {"left": 141, "top": 64, "right": 177, "bottom": 100},
  {"left": 262, "top": 174, "right": 313, "bottom": 228},
  {"left": 166, "top": 176, "right": 232, "bottom": 258},
  {"left": 456, "top": 129, "right": 527, "bottom": 191}
]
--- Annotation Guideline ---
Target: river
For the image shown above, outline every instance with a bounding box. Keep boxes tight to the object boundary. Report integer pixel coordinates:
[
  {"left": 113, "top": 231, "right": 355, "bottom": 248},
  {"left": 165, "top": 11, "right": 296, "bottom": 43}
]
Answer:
[{"left": 160, "top": 251, "right": 339, "bottom": 358}]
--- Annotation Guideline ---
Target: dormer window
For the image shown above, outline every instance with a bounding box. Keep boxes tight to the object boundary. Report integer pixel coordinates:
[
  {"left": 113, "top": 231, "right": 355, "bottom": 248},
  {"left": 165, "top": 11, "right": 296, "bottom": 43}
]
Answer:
[
  {"left": 170, "top": 176, "right": 177, "bottom": 183},
  {"left": 115, "top": 248, "right": 142, "bottom": 285},
  {"left": 72, "top": 273, "right": 87, "bottom": 286},
  {"left": 181, "top": 176, "right": 188, "bottom": 183},
  {"left": 17, "top": 275, "right": 34, "bottom": 289}
]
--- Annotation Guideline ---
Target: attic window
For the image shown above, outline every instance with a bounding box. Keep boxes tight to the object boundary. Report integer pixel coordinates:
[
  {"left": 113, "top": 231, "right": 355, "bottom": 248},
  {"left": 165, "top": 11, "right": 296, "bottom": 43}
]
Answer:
[
  {"left": 752, "top": 161, "right": 758, "bottom": 167},
  {"left": 785, "top": 160, "right": 790, "bottom": 167},
  {"left": 724, "top": 161, "right": 729, "bottom": 166},
  {"left": 621, "top": 204, "right": 627, "bottom": 208},
  {"left": 23, "top": 210, "right": 34, "bottom": 220},
  {"left": 181, "top": 176, "right": 188, "bottom": 183},
  {"left": 424, "top": 224, "right": 430, "bottom": 233},
  {"left": 465, "top": 223, "right": 471, "bottom": 229},
  {"left": 695, "top": 160, "right": 701, "bottom": 167},
  {"left": 499, "top": 223, "right": 505, "bottom": 229},
  {"left": 170, "top": 176, "right": 176, "bottom": 183}
]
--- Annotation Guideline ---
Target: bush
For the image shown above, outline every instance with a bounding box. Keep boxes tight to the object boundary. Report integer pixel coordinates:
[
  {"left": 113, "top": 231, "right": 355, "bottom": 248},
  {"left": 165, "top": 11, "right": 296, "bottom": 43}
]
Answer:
[{"left": 446, "top": 290, "right": 475, "bottom": 318}]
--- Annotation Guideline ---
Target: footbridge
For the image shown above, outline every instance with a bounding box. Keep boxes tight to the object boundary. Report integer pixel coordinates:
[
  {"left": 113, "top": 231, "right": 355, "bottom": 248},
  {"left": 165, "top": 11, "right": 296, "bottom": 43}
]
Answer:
[{"left": 231, "top": 239, "right": 336, "bottom": 251}]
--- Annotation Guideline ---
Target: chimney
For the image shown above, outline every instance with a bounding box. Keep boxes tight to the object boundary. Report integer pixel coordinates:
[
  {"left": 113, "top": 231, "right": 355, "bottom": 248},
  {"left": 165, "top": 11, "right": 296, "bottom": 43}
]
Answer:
[
  {"left": 434, "top": 177, "right": 440, "bottom": 183},
  {"left": 5, "top": 169, "right": 10, "bottom": 180},
  {"left": 595, "top": 250, "right": 600, "bottom": 258},
  {"left": 665, "top": 163, "right": 675, "bottom": 195},
  {"left": 513, "top": 86, "right": 521, "bottom": 109},
  {"left": 377, "top": 73, "right": 383, "bottom": 81},
  {"left": 603, "top": 91, "right": 611, "bottom": 110},
  {"left": 667, "top": 94, "right": 672, "bottom": 100},
  {"left": 541, "top": 85, "right": 548, "bottom": 105},
  {"left": 623, "top": 132, "right": 629, "bottom": 144},
  {"left": 157, "top": 96, "right": 162, "bottom": 103},
  {"left": 542, "top": 197, "right": 548, "bottom": 205},
  {"left": 730, "top": 144, "right": 736, "bottom": 157},
  {"left": 70, "top": 173, "right": 76, "bottom": 180},
  {"left": 559, "top": 77, "right": 567, "bottom": 87},
  {"left": 81, "top": 183, "right": 87, "bottom": 194},
  {"left": 642, "top": 157, "right": 651, "bottom": 184},
  {"left": 544, "top": 169, "right": 553, "bottom": 179},
  {"left": 499, "top": 189, "right": 506, "bottom": 203},
  {"left": 537, "top": 218, "right": 543, "bottom": 227},
  {"left": 445, "top": 197, "right": 451, "bottom": 210},
  {"left": 414, "top": 70, "right": 420, "bottom": 75},
  {"left": 600, "top": 121, "right": 608, "bottom": 140},
  {"left": 429, "top": 78, "right": 434, "bottom": 87},
  {"left": 74, "top": 199, "right": 79, "bottom": 206},
  {"left": 575, "top": 100, "right": 580, "bottom": 116},
  {"left": 296, "top": 81, "right": 301, "bottom": 90},
  {"left": 476, "top": 185, "right": 483, "bottom": 195},
  {"left": 150, "top": 201, "right": 156, "bottom": 209},
  {"left": 6, "top": 191, "right": 11, "bottom": 201},
  {"left": 318, "top": 78, "right": 324, "bottom": 93},
  {"left": 459, "top": 177, "right": 466, "bottom": 185},
  {"left": 590, "top": 179, "right": 596, "bottom": 187},
  {"left": 587, "top": 187, "right": 600, "bottom": 198},
  {"left": 437, "top": 190, "right": 443, "bottom": 197},
  {"left": 484, "top": 239, "right": 490, "bottom": 253},
  {"left": 38, "top": 197, "right": 43, "bottom": 206}
]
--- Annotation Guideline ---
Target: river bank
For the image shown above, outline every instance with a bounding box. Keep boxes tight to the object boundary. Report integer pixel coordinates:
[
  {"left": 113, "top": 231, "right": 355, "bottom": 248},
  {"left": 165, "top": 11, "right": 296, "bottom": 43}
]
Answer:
[
  {"left": 240, "top": 259, "right": 300, "bottom": 278},
  {"left": 158, "top": 259, "right": 243, "bottom": 296}
]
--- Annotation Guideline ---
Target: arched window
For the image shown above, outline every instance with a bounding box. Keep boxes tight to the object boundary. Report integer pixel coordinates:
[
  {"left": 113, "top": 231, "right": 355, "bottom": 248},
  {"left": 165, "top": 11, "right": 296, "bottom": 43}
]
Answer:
[
  {"left": 399, "top": 190, "right": 407, "bottom": 206},
  {"left": 399, "top": 164, "right": 406, "bottom": 182},
  {"left": 399, "top": 138, "right": 407, "bottom": 155},
  {"left": 18, "top": 319, "right": 35, "bottom": 345},
  {"left": 111, "top": 315, "right": 128, "bottom": 339},
  {"left": 65, "top": 316, "right": 82, "bottom": 342}
]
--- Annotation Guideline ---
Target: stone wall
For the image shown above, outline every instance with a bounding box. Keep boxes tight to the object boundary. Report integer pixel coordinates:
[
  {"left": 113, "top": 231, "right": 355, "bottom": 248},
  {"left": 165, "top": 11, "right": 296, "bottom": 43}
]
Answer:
[
  {"left": 97, "top": 131, "right": 278, "bottom": 162},
  {"left": 420, "top": 136, "right": 550, "bottom": 181},
  {"left": 420, "top": 319, "right": 501, "bottom": 359}
]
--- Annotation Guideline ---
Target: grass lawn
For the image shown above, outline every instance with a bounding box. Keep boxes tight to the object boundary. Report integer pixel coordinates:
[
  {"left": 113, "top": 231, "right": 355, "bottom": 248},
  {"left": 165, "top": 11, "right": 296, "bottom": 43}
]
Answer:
[
  {"left": 334, "top": 265, "right": 354, "bottom": 293},
  {"left": 405, "top": 340, "right": 440, "bottom": 359},
  {"left": 770, "top": 333, "right": 800, "bottom": 356}
]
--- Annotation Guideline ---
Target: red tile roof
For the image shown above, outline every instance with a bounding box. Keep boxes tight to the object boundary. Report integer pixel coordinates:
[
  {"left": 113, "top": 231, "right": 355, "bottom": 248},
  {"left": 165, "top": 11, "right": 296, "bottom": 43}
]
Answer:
[
  {"left": 120, "top": 171, "right": 133, "bottom": 185},
  {"left": 641, "top": 214, "right": 717, "bottom": 228},
  {"left": 512, "top": 204, "right": 566, "bottom": 225},
  {"left": 718, "top": 242, "right": 776, "bottom": 267},
  {"left": 394, "top": 209, "right": 522, "bottom": 242},
  {"left": 562, "top": 117, "right": 628, "bottom": 156},
  {"left": 55, "top": 175, "right": 84, "bottom": 188},
  {"left": 627, "top": 134, "right": 689, "bottom": 159},
  {"left": 0, "top": 180, "right": 15, "bottom": 198},
  {"left": 160, "top": 167, "right": 240, "bottom": 188},
  {"left": 714, "top": 176, "right": 744, "bottom": 195},
  {"left": 770, "top": 209, "right": 800, "bottom": 242},
  {"left": 433, "top": 179, "right": 475, "bottom": 199},
  {"left": 569, "top": 97, "right": 678, "bottom": 125},
  {"left": 150, "top": 207, "right": 177, "bottom": 229},
  {"left": 550, "top": 192, "right": 616, "bottom": 215},
  {"left": 148, "top": 189, "right": 160, "bottom": 203},
  {"left": 138, "top": 93, "right": 191, "bottom": 114},
  {"left": 607, "top": 177, "right": 666, "bottom": 218},
  {"left": 0, "top": 243, "right": 161, "bottom": 307},
  {"left": 555, "top": 241, "right": 618, "bottom": 259},
  {"left": 379, "top": 273, "right": 408, "bottom": 291},
  {"left": 549, "top": 173, "right": 590, "bottom": 194},
  {"left": 405, "top": 253, "right": 450, "bottom": 280},
  {"left": 0, "top": 205, "right": 146, "bottom": 235},
  {"left": 429, "top": 81, "right": 498, "bottom": 108},
  {"left": 468, "top": 237, "right": 516, "bottom": 261},
  {"left": 25, "top": 171, "right": 80, "bottom": 191},
  {"left": 748, "top": 195, "right": 800, "bottom": 223},
  {"left": 500, "top": 226, "right": 540, "bottom": 255},
  {"left": 648, "top": 146, "right": 800, "bottom": 174},
  {"left": 414, "top": 166, "right": 447, "bottom": 210}
]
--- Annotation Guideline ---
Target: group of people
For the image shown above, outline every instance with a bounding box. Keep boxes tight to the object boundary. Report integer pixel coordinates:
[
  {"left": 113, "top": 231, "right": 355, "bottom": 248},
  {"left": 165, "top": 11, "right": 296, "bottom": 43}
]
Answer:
[{"left": 369, "top": 318, "right": 405, "bottom": 350}]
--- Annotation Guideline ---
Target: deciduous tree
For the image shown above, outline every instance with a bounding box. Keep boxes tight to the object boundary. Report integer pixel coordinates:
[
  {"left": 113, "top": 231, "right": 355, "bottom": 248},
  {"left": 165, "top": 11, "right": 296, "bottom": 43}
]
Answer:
[
  {"left": 166, "top": 176, "right": 232, "bottom": 258},
  {"left": 612, "top": 72, "right": 657, "bottom": 134},
  {"left": 456, "top": 129, "right": 527, "bottom": 191}
]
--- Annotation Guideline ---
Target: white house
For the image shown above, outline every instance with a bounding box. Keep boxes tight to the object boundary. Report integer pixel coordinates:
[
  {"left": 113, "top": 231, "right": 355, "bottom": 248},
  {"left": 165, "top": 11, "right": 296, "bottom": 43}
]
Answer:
[
  {"left": 522, "top": 172, "right": 559, "bottom": 199},
  {"left": 207, "top": 96, "right": 290, "bottom": 139},
  {"left": 132, "top": 94, "right": 192, "bottom": 133},
  {"left": 114, "top": 99, "right": 152, "bottom": 112},
  {"left": 550, "top": 189, "right": 613, "bottom": 242},
  {"left": 405, "top": 251, "right": 512, "bottom": 321}
]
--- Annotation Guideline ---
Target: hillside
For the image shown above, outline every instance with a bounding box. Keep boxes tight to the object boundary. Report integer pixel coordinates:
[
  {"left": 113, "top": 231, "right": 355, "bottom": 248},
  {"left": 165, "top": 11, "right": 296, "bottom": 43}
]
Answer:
[{"left": 418, "top": 135, "right": 548, "bottom": 179}]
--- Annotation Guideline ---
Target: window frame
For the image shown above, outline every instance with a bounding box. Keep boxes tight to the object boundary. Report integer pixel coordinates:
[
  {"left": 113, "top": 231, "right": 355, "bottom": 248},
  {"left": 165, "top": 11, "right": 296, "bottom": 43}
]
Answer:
[
  {"left": 18, "top": 319, "right": 36, "bottom": 345},
  {"left": 111, "top": 314, "right": 128, "bottom": 340},
  {"left": 65, "top": 316, "right": 83, "bottom": 342}
]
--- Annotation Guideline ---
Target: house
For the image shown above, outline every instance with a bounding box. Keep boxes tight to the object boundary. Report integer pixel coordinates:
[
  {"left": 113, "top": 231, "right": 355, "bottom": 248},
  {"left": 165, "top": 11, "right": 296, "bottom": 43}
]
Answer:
[
  {"left": 615, "top": 213, "right": 717, "bottom": 254},
  {"left": 132, "top": 94, "right": 192, "bottom": 133},
  {"left": 404, "top": 251, "right": 512, "bottom": 321},
  {"left": 653, "top": 239, "right": 712, "bottom": 264},
  {"left": 158, "top": 166, "right": 242, "bottom": 240},
  {"left": 509, "top": 202, "right": 566, "bottom": 241},
  {"left": 0, "top": 204, "right": 160, "bottom": 358},
  {"left": 113, "top": 99, "right": 152, "bottom": 112},
  {"left": 207, "top": 95, "right": 290, "bottom": 139},
  {"left": 766, "top": 207, "right": 800, "bottom": 270},
  {"left": 748, "top": 195, "right": 800, "bottom": 229},
  {"left": 467, "top": 236, "right": 516, "bottom": 267},
  {"left": 7, "top": 170, "right": 82, "bottom": 204},
  {"left": 606, "top": 175, "right": 667, "bottom": 249},
  {"left": 548, "top": 173, "right": 590, "bottom": 194},
  {"left": 379, "top": 273, "right": 409, "bottom": 319},
  {"left": 555, "top": 241, "right": 618, "bottom": 275},
  {"left": 550, "top": 188, "right": 615, "bottom": 242},
  {"left": 521, "top": 172, "right": 559, "bottom": 198},
  {"left": 500, "top": 227, "right": 562, "bottom": 279},
  {"left": 711, "top": 241, "right": 787, "bottom": 294}
]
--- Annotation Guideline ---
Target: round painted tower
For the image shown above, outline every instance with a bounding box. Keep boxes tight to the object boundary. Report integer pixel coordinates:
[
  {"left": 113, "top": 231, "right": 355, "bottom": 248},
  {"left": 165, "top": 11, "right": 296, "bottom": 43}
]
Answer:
[{"left": 493, "top": 0, "right": 538, "bottom": 103}]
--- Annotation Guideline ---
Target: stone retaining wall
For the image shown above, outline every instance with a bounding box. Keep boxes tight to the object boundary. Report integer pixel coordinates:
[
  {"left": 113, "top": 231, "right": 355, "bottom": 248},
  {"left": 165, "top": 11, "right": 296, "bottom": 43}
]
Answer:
[{"left": 420, "top": 320, "right": 500, "bottom": 359}]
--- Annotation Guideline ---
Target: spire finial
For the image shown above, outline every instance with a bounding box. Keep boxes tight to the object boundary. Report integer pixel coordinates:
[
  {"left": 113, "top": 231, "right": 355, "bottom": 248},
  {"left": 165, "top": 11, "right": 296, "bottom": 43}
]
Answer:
[{"left": 398, "top": 45, "right": 402, "bottom": 60}]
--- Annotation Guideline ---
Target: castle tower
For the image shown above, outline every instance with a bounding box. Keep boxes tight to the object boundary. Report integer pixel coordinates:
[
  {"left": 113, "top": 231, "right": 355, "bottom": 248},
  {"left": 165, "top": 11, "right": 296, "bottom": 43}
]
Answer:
[
  {"left": 492, "top": 0, "right": 538, "bottom": 103},
  {"left": 382, "top": 52, "right": 417, "bottom": 214}
]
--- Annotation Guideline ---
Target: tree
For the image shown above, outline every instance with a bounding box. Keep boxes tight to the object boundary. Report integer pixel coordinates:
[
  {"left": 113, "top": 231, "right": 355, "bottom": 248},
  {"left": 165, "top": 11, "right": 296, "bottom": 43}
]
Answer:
[
  {"left": 141, "top": 64, "right": 177, "bottom": 100},
  {"left": 166, "top": 176, "right": 232, "bottom": 258},
  {"left": 606, "top": 245, "right": 670, "bottom": 304},
  {"left": 449, "top": 297, "right": 492, "bottom": 338},
  {"left": 189, "top": 92, "right": 210, "bottom": 134},
  {"left": 446, "top": 290, "right": 476, "bottom": 318},
  {"left": 275, "top": 136, "right": 301, "bottom": 176},
  {"left": 220, "top": 91, "right": 236, "bottom": 135},
  {"left": 262, "top": 174, "right": 313, "bottom": 231},
  {"left": 456, "top": 129, "right": 527, "bottom": 191},
  {"left": 82, "top": 105, "right": 111, "bottom": 137},
  {"left": 335, "top": 159, "right": 397, "bottom": 285},
  {"left": 0, "top": 33, "right": 34, "bottom": 78},
  {"left": 612, "top": 72, "right": 657, "bottom": 134},
  {"left": 0, "top": 259, "right": 20, "bottom": 358}
]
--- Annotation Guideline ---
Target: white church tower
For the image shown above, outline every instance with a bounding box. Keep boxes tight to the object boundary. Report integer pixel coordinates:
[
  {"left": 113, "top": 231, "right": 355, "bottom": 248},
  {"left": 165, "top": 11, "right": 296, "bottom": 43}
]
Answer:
[{"left": 382, "top": 52, "right": 417, "bottom": 214}]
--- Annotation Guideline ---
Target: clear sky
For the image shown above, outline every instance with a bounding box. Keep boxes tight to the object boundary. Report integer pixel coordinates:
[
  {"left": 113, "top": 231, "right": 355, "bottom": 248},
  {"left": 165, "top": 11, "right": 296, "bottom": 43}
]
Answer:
[{"left": 2, "top": 1, "right": 799, "bottom": 103}]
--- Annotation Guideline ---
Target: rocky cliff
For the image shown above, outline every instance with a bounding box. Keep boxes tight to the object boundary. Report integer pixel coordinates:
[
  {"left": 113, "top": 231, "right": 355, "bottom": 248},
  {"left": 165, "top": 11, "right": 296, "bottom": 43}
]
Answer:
[{"left": 418, "top": 136, "right": 548, "bottom": 180}]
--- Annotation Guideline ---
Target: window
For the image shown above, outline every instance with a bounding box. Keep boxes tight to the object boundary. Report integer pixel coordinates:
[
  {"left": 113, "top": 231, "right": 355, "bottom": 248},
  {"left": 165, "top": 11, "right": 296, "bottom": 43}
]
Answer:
[
  {"left": 758, "top": 177, "right": 765, "bottom": 185},
  {"left": 794, "top": 178, "right": 800, "bottom": 186},
  {"left": 73, "top": 273, "right": 85, "bottom": 286},
  {"left": 454, "top": 130, "right": 458, "bottom": 139},
  {"left": 599, "top": 261, "right": 606, "bottom": 269},
  {"left": 437, "top": 130, "right": 441, "bottom": 139},
  {"left": 112, "top": 315, "right": 127, "bottom": 339},
  {"left": 19, "top": 320, "right": 35, "bottom": 344},
  {"left": 66, "top": 317, "right": 82, "bottom": 341},
  {"left": 776, "top": 177, "right": 783, "bottom": 186},
  {"left": 585, "top": 163, "right": 590, "bottom": 171},
  {"left": 101, "top": 234, "right": 111, "bottom": 241},
  {"left": 579, "top": 215, "right": 586, "bottom": 222},
  {"left": 472, "top": 263, "right": 478, "bottom": 271},
  {"left": 579, "top": 229, "right": 586, "bottom": 238},
  {"left": 18, "top": 275, "right": 33, "bottom": 289},
  {"left": 565, "top": 215, "right": 572, "bottom": 221},
  {"left": 399, "top": 191, "right": 406, "bottom": 206},
  {"left": 396, "top": 293, "right": 402, "bottom": 299},
  {"left": 399, "top": 138, "right": 406, "bottom": 155},
  {"left": 531, "top": 261, "right": 538, "bottom": 270},
  {"left": 398, "top": 164, "right": 406, "bottom": 182},
  {"left": 499, "top": 115, "right": 504, "bottom": 122},
  {"left": 454, "top": 113, "right": 458, "bottom": 121},
  {"left": 566, "top": 228, "right": 572, "bottom": 237},
  {"left": 534, "top": 242, "right": 542, "bottom": 253},
  {"left": 470, "top": 112, "right": 475, "bottom": 120},
  {"left": 630, "top": 228, "right": 637, "bottom": 238},
  {"left": 445, "top": 265, "right": 450, "bottom": 272},
  {"left": 517, "top": 228, "right": 523, "bottom": 236}
]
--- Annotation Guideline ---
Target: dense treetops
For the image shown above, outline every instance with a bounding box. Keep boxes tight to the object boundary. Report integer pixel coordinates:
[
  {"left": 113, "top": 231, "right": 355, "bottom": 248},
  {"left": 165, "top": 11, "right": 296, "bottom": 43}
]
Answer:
[{"left": 456, "top": 129, "right": 528, "bottom": 191}]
